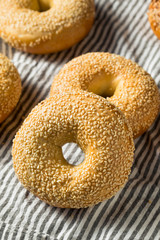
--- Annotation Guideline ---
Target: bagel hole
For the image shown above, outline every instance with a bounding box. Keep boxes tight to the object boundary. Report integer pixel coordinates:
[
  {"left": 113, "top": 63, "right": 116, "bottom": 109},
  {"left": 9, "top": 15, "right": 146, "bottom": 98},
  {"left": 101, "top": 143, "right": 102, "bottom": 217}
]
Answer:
[
  {"left": 39, "top": 3, "right": 50, "bottom": 12},
  {"left": 88, "top": 74, "right": 121, "bottom": 98},
  {"left": 62, "top": 143, "right": 85, "bottom": 166},
  {"left": 29, "top": 0, "right": 51, "bottom": 12},
  {"left": 32, "top": 0, "right": 51, "bottom": 12}
]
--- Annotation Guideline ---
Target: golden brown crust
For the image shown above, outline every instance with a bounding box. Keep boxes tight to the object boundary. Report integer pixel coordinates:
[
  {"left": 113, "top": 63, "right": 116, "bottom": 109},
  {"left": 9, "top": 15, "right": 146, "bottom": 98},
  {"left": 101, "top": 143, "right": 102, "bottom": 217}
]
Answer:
[
  {"left": 12, "top": 92, "right": 134, "bottom": 208},
  {"left": 148, "top": 0, "right": 160, "bottom": 39},
  {"left": 0, "top": 0, "right": 95, "bottom": 54},
  {"left": 50, "top": 52, "right": 160, "bottom": 138},
  {"left": 0, "top": 54, "right": 22, "bottom": 123}
]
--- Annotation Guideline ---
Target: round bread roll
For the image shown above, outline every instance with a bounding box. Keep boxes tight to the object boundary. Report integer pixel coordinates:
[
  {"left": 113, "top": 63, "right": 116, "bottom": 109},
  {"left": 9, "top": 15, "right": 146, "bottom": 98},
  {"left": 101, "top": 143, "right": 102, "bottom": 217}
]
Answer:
[
  {"left": 0, "top": 54, "right": 21, "bottom": 123},
  {"left": 12, "top": 92, "right": 134, "bottom": 208},
  {"left": 148, "top": 0, "right": 160, "bottom": 39},
  {"left": 0, "top": 0, "right": 95, "bottom": 54},
  {"left": 50, "top": 52, "right": 160, "bottom": 138}
]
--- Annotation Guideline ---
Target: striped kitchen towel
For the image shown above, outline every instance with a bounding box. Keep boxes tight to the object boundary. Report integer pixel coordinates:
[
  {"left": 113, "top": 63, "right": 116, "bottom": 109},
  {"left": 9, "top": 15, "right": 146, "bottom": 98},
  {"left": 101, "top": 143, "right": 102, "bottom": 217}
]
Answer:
[{"left": 0, "top": 0, "right": 160, "bottom": 239}]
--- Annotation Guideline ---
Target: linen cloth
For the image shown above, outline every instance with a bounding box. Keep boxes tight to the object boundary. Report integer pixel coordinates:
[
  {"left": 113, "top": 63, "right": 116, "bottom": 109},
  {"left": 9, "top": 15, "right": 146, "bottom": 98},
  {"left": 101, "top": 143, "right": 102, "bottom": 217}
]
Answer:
[{"left": 0, "top": 0, "right": 160, "bottom": 239}]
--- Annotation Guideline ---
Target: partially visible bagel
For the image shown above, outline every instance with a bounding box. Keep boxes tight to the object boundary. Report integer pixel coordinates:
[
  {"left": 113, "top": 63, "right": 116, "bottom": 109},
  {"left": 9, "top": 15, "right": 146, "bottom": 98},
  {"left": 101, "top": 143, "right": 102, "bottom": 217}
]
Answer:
[
  {"left": 148, "top": 0, "right": 160, "bottom": 39},
  {"left": 0, "top": 54, "right": 21, "bottom": 123},
  {"left": 0, "top": 0, "right": 95, "bottom": 54}
]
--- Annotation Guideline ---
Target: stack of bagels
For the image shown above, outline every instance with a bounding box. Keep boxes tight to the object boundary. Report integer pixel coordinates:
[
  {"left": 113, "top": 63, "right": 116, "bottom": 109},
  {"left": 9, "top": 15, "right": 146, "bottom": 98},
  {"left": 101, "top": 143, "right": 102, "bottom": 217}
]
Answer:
[{"left": 11, "top": 52, "right": 160, "bottom": 208}]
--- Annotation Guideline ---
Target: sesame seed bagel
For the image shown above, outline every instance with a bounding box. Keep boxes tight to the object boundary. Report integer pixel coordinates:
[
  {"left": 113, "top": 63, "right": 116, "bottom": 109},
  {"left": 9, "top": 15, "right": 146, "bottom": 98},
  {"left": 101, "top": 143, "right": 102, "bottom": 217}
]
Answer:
[
  {"left": 148, "top": 0, "right": 160, "bottom": 39},
  {"left": 12, "top": 92, "right": 134, "bottom": 208},
  {"left": 50, "top": 52, "right": 160, "bottom": 139},
  {"left": 0, "top": 0, "right": 95, "bottom": 54},
  {"left": 0, "top": 54, "right": 21, "bottom": 123}
]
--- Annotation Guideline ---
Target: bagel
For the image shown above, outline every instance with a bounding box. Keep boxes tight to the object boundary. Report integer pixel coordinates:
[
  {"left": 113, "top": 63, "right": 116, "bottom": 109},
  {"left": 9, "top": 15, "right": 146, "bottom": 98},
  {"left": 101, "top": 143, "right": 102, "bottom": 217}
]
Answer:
[
  {"left": 0, "top": 0, "right": 95, "bottom": 54},
  {"left": 0, "top": 54, "right": 21, "bottom": 124},
  {"left": 50, "top": 52, "right": 160, "bottom": 138},
  {"left": 148, "top": 0, "right": 160, "bottom": 39},
  {"left": 12, "top": 92, "right": 134, "bottom": 208}
]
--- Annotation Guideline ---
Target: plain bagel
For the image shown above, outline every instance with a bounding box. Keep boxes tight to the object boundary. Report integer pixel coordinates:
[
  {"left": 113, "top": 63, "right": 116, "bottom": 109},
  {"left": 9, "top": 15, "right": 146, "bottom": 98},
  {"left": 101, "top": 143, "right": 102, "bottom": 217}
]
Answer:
[
  {"left": 0, "top": 54, "right": 21, "bottom": 123},
  {"left": 0, "top": 0, "right": 95, "bottom": 54},
  {"left": 12, "top": 92, "right": 134, "bottom": 208},
  {"left": 50, "top": 52, "right": 160, "bottom": 138}
]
